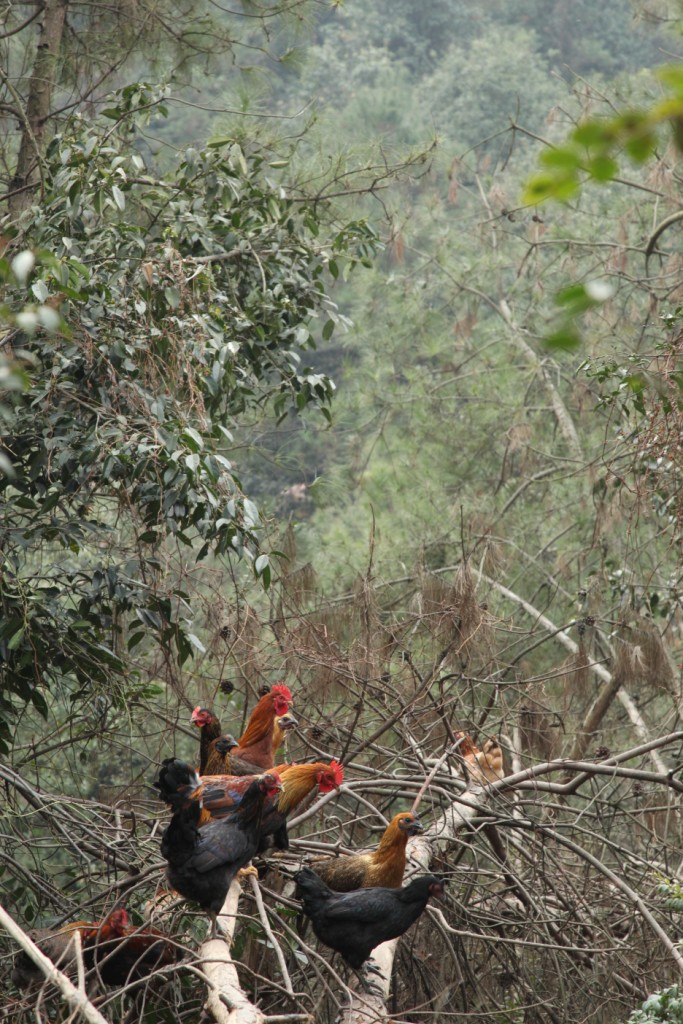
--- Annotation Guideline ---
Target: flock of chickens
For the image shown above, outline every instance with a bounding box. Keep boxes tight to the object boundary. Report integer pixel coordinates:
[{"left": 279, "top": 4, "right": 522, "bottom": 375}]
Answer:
[{"left": 11, "top": 683, "right": 505, "bottom": 997}]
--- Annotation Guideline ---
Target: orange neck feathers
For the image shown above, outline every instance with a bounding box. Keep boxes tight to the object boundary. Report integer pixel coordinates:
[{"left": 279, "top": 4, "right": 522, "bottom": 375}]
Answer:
[
  {"left": 374, "top": 813, "right": 417, "bottom": 863},
  {"left": 277, "top": 763, "right": 325, "bottom": 812},
  {"left": 238, "top": 694, "right": 280, "bottom": 747}
]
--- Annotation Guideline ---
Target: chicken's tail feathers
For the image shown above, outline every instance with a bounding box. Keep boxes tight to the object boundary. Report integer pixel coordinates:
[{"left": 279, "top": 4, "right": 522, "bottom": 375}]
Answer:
[{"left": 154, "top": 758, "right": 202, "bottom": 810}]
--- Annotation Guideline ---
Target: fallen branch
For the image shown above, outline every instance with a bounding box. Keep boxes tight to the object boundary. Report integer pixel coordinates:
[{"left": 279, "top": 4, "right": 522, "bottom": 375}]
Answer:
[{"left": 200, "top": 878, "right": 266, "bottom": 1024}]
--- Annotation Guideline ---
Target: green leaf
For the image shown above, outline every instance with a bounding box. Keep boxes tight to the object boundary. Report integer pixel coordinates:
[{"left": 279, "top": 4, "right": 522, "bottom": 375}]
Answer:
[
  {"left": 572, "top": 121, "right": 613, "bottom": 148},
  {"left": 32, "top": 280, "right": 49, "bottom": 302},
  {"left": 111, "top": 185, "right": 126, "bottom": 211},
  {"left": 181, "top": 427, "right": 204, "bottom": 452},
  {"left": 539, "top": 148, "right": 581, "bottom": 170},
  {"left": 164, "top": 286, "right": 181, "bottom": 308},
  {"left": 31, "top": 689, "right": 49, "bottom": 718},
  {"left": 322, "top": 319, "right": 335, "bottom": 341},
  {"left": 186, "top": 632, "right": 206, "bottom": 654},
  {"left": 586, "top": 155, "right": 618, "bottom": 182},
  {"left": 544, "top": 326, "right": 582, "bottom": 351},
  {"left": 7, "top": 627, "right": 25, "bottom": 651},
  {"left": 657, "top": 64, "right": 683, "bottom": 94},
  {"left": 523, "top": 174, "right": 578, "bottom": 206}
]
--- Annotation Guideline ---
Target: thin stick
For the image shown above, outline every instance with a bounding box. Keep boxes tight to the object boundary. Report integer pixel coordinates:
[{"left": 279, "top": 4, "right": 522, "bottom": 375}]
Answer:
[{"left": 248, "top": 874, "right": 294, "bottom": 996}]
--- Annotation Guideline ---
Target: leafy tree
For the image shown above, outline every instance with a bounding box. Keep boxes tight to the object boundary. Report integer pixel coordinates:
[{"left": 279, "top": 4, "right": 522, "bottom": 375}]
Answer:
[
  {"left": 2, "top": 5, "right": 683, "bottom": 1024},
  {"left": 0, "top": 82, "right": 376, "bottom": 739}
]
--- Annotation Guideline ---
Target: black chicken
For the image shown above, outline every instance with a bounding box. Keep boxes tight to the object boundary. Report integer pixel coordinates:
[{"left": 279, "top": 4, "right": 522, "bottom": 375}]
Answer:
[
  {"left": 159, "top": 767, "right": 282, "bottom": 936},
  {"left": 293, "top": 867, "right": 445, "bottom": 984}
]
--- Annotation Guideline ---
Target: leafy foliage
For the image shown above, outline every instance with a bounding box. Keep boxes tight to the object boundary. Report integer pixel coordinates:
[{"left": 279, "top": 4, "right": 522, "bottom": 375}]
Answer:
[
  {"left": 628, "top": 987, "right": 683, "bottom": 1024},
  {"left": 0, "top": 83, "right": 376, "bottom": 739},
  {"left": 524, "top": 65, "right": 683, "bottom": 205}
]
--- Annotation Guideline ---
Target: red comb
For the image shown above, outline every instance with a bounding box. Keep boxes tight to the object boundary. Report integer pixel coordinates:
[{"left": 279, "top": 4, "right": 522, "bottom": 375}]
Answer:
[
  {"left": 108, "top": 908, "right": 130, "bottom": 931},
  {"left": 271, "top": 683, "right": 292, "bottom": 702},
  {"left": 330, "top": 760, "right": 344, "bottom": 785}
]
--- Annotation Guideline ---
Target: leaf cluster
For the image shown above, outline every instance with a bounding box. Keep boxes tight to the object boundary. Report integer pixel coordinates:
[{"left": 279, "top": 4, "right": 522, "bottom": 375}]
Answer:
[{"left": 0, "top": 82, "right": 376, "bottom": 738}]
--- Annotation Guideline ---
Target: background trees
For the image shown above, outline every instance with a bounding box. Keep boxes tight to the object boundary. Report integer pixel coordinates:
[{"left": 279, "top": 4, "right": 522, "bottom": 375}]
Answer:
[{"left": 1, "top": 2, "right": 682, "bottom": 1023}]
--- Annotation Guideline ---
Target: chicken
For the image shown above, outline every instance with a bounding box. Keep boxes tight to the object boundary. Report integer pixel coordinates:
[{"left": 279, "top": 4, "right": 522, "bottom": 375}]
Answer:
[
  {"left": 190, "top": 706, "right": 237, "bottom": 774},
  {"left": 272, "top": 711, "right": 298, "bottom": 757},
  {"left": 294, "top": 867, "right": 445, "bottom": 981},
  {"left": 200, "top": 712, "right": 298, "bottom": 776},
  {"left": 155, "top": 756, "right": 264, "bottom": 826},
  {"left": 259, "top": 760, "right": 343, "bottom": 851},
  {"left": 11, "top": 921, "right": 89, "bottom": 987},
  {"left": 159, "top": 767, "right": 282, "bottom": 935},
  {"left": 190, "top": 706, "right": 223, "bottom": 773},
  {"left": 454, "top": 732, "right": 504, "bottom": 785},
  {"left": 81, "top": 908, "right": 180, "bottom": 986},
  {"left": 202, "top": 732, "right": 239, "bottom": 775},
  {"left": 11, "top": 909, "right": 178, "bottom": 989},
  {"left": 191, "top": 683, "right": 294, "bottom": 776},
  {"left": 310, "top": 811, "right": 424, "bottom": 891},
  {"left": 154, "top": 757, "right": 342, "bottom": 848}
]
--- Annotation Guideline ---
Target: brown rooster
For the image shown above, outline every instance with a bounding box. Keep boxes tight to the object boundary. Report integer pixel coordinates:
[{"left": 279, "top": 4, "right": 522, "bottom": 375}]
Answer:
[
  {"left": 310, "top": 811, "right": 424, "bottom": 892},
  {"left": 454, "top": 732, "right": 504, "bottom": 785},
  {"left": 192, "top": 683, "right": 294, "bottom": 776},
  {"left": 11, "top": 908, "right": 179, "bottom": 988}
]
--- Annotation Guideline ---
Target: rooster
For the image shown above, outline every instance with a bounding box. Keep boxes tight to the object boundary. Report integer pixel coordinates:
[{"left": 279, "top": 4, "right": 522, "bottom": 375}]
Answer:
[
  {"left": 81, "top": 908, "right": 180, "bottom": 986},
  {"left": 454, "top": 732, "right": 504, "bottom": 785},
  {"left": 192, "top": 683, "right": 294, "bottom": 776},
  {"left": 309, "top": 812, "right": 424, "bottom": 892},
  {"left": 155, "top": 758, "right": 342, "bottom": 849},
  {"left": 259, "top": 760, "right": 343, "bottom": 851},
  {"left": 294, "top": 867, "right": 445, "bottom": 985},
  {"left": 159, "top": 767, "right": 282, "bottom": 935},
  {"left": 11, "top": 908, "right": 178, "bottom": 988}
]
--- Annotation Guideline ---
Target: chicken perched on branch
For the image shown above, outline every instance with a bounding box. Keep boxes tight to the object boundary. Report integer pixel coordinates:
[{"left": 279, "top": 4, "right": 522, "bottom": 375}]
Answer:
[
  {"left": 310, "top": 811, "right": 424, "bottom": 891},
  {"left": 11, "top": 908, "right": 179, "bottom": 989},
  {"left": 158, "top": 765, "right": 282, "bottom": 936},
  {"left": 454, "top": 732, "right": 504, "bottom": 785},
  {"left": 192, "top": 683, "right": 294, "bottom": 776},
  {"left": 190, "top": 707, "right": 228, "bottom": 774},
  {"left": 294, "top": 867, "right": 446, "bottom": 985},
  {"left": 272, "top": 711, "right": 298, "bottom": 757},
  {"left": 155, "top": 757, "right": 343, "bottom": 849},
  {"left": 260, "top": 760, "right": 343, "bottom": 851}
]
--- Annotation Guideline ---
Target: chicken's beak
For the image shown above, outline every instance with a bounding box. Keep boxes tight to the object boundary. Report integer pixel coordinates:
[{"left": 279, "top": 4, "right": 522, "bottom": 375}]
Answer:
[
  {"left": 279, "top": 713, "right": 299, "bottom": 731},
  {"left": 408, "top": 819, "right": 425, "bottom": 836}
]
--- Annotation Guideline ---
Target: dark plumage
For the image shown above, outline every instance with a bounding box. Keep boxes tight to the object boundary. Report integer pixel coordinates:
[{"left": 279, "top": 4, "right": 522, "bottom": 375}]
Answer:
[
  {"left": 159, "top": 770, "right": 282, "bottom": 933},
  {"left": 294, "top": 868, "right": 445, "bottom": 972}
]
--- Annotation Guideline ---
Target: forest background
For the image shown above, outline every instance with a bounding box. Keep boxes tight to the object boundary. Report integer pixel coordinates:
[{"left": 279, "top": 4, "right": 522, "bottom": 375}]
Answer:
[{"left": 1, "top": 1, "right": 683, "bottom": 1022}]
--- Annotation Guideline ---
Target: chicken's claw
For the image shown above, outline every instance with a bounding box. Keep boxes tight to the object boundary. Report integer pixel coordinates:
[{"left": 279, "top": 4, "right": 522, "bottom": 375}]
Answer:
[
  {"left": 237, "top": 865, "right": 259, "bottom": 881},
  {"left": 358, "top": 960, "right": 385, "bottom": 995}
]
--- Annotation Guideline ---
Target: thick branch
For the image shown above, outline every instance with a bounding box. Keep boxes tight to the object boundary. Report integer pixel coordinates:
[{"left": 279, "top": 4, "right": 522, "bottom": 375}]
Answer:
[
  {"left": 9, "top": 0, "right": 68, "bottom": 216},
  {"left": 201, "top": 878, "right": 266, "bottom": 1024}
]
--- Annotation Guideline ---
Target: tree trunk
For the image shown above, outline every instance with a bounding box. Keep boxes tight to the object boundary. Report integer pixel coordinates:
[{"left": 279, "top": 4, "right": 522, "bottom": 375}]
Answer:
[{"left": 9, "top": 0, "right": 68, "bottom": 217}]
